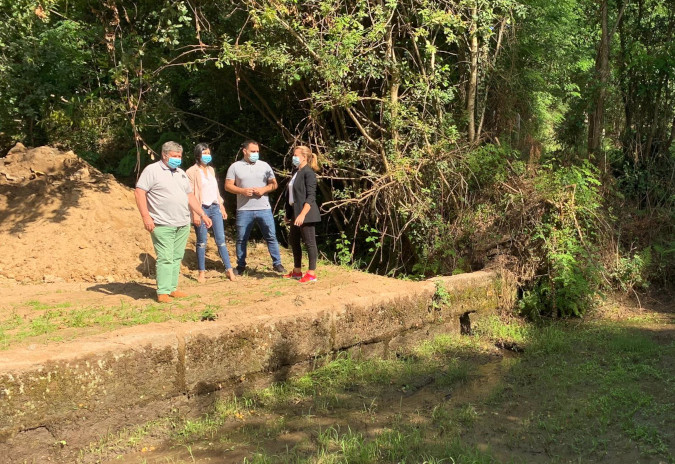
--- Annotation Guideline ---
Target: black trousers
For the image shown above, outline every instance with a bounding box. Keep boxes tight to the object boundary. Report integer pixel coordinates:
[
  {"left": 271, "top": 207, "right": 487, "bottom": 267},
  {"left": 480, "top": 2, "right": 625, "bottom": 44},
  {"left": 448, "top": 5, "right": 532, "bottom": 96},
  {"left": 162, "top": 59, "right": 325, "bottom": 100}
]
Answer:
[{"left": 289, "top": 221, "right": 318, "bottom": 271}]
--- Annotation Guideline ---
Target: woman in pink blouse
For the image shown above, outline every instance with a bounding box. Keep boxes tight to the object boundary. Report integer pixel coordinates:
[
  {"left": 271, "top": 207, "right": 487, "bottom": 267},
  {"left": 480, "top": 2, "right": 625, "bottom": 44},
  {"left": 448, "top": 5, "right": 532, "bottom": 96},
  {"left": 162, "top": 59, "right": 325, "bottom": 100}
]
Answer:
[{"left": 186, "top": 143, "right": 235, "bottom": 282}]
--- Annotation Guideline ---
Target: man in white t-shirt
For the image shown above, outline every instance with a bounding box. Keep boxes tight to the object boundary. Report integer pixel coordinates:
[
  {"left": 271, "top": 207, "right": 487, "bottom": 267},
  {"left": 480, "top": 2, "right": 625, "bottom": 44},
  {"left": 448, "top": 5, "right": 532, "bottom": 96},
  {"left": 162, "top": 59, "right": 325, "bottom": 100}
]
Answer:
[
  {"left": 135, "top": 141, "right": 212, "bottom": 302},
  {"left": 225, "top": 140, "right": 286, "bottom": 275}
]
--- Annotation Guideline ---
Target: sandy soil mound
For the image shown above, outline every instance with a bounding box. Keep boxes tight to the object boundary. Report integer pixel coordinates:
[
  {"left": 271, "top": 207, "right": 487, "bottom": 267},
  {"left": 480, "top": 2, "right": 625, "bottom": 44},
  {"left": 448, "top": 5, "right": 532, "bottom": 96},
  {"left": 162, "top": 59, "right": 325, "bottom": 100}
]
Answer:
[{"left": 0, "top": 144, "right": 208, "bottom": 283}]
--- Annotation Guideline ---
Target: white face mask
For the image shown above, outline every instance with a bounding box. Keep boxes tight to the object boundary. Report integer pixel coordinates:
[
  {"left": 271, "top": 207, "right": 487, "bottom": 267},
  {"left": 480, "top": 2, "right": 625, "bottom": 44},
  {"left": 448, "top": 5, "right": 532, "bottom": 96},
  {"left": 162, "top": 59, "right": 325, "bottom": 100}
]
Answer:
[{"left": 248, "top": 152, "right": 259, "bottom": 163}]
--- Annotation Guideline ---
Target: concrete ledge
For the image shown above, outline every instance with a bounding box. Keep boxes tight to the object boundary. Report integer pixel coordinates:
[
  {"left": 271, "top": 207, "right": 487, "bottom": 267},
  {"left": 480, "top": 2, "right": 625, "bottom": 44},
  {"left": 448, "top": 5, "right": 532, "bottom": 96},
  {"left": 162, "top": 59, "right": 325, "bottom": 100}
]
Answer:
[{"left": 0, "top": 270, "right": 513, "bottom": 458}]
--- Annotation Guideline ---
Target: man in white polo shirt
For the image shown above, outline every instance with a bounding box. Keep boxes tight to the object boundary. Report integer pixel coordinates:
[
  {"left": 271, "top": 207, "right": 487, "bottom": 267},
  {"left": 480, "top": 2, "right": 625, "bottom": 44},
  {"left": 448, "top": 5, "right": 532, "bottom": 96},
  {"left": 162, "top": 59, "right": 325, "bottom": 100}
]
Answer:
[
  {"left": 225, "top": 140, "right": 286, "bottom": 275},
  {"left": 134, "top": 141, "right": 213, "bottom": 302}
]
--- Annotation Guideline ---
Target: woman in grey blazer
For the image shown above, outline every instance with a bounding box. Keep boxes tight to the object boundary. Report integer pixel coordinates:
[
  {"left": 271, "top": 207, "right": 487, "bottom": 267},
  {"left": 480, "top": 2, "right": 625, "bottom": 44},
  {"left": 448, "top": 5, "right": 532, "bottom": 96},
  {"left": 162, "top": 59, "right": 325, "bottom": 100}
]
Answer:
[{"left": 284, "top": 146, "right": 321, "bottom": 283}]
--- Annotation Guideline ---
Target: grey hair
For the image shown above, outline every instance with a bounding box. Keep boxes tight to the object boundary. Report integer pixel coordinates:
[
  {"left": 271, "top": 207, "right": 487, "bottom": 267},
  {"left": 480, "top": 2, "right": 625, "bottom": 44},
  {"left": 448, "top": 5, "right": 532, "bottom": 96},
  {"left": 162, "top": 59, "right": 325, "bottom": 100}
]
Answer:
[{"left": 161, "top": 141, "right": 183, "bottom": 156}]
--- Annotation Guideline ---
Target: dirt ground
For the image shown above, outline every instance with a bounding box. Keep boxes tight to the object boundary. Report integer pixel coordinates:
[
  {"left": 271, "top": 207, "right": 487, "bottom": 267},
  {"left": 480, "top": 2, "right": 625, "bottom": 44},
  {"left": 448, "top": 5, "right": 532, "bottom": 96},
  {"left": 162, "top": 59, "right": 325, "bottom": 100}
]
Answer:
[{"left": 0, "top": 246, "right": 418, "bottom": 357}]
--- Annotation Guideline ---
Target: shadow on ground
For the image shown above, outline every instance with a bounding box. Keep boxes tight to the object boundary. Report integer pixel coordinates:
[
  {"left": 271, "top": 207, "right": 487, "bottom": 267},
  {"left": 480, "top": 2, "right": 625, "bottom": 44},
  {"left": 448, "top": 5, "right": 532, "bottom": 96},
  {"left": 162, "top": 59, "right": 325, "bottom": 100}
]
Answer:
[{"left": 86, "top": 282, "right": 156, "bottom": 300}]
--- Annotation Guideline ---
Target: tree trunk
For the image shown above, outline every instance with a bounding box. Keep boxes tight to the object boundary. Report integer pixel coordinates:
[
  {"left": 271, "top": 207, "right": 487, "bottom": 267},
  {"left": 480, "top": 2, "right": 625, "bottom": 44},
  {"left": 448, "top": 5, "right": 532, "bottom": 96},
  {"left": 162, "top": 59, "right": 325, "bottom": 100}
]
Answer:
[
  {"left": 467, "top": 5, "right": 478, "bottom": 144},
  {"left": 387, "top": 19, "right": 400, "bottom": 159},
  {"left": 667, "top": 115, "right": 675, "bottom": 153},
  {"left": 476, "top": 18, "right": 506, "bottom": 142},
  {"left": 588, "top": 0, "right": 610, "bottom": 156}
]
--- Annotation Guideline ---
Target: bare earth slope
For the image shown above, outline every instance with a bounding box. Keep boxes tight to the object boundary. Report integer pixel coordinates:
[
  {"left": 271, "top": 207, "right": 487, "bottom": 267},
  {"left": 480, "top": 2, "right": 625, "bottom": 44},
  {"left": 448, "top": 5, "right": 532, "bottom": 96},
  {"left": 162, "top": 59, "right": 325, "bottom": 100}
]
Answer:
[
  {"left": 0, "top": 143, "right": 218, "bottom": 283},
  {"left": 0, "top": 143, "right": 158, "bottom": 282}
]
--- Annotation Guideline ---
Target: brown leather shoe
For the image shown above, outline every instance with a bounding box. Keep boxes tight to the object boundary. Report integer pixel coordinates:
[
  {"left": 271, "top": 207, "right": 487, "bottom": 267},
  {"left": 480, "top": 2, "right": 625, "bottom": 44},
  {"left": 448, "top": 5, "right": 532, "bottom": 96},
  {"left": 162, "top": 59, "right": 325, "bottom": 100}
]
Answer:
[
  {"left": 169, "top": 290, "right": 188, "bottom": 298},
  {"left": 157, "top": 294, "right": 171, "bottom": 303}
]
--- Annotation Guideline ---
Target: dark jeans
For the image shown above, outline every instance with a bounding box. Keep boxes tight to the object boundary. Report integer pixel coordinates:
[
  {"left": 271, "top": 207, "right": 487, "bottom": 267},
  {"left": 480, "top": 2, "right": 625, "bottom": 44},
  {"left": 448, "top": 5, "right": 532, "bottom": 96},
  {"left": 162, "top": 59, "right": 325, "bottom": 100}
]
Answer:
[
  {"left": 235, "top": 209, "right": 282, "bottom": 269},
  {"left": 194, "top": 203, "right": 232, "bottom": 271},
  {"left": 289, "top": 221, "right": 318, "bottom": 271}
]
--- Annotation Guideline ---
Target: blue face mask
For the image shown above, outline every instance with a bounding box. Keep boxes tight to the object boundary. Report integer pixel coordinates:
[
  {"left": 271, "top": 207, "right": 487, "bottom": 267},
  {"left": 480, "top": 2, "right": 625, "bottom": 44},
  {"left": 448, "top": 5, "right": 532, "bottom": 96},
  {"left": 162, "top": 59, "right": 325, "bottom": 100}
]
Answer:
[
  {"left": 201, "top": 154, "right": 212, "bottom": 164},
  {"left": 167, "top": 157, "right": 182, "bottom": 169},
  {"left": 248, "top": 152, "right": 259, "bottom": 163},
  {"left": 292, "top": 156, "right": 301, "bottom": 167}
]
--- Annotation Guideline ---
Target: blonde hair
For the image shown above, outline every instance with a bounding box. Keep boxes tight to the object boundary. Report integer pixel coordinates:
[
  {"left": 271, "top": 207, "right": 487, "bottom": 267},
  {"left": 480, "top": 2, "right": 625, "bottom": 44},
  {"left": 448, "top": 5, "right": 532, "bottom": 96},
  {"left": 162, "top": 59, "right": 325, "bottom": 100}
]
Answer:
[{"left": 295, "top": 145, "right": 319, "bottom": 171}]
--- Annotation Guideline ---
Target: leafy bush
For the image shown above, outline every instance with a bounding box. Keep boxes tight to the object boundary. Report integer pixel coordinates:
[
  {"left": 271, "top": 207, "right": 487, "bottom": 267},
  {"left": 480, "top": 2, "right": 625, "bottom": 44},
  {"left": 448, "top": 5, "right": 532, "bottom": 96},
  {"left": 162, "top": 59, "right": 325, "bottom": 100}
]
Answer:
[
  {"left": 465, "top": 145, "right": 516, "bottom": 188},
  {"left": 608, "top": 249, "right": 652, "bottom": 292},
  {"left": 520, "top": 161, "right": 603, "bottom": 318}
]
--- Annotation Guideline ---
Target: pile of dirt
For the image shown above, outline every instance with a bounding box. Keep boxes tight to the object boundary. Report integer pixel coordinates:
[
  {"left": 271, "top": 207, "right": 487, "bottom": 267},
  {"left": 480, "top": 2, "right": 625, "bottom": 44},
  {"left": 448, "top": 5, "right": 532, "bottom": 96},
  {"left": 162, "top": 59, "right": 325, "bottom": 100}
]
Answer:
[{"left": 0, "top": 144, "right": 204, "bottom": 283}]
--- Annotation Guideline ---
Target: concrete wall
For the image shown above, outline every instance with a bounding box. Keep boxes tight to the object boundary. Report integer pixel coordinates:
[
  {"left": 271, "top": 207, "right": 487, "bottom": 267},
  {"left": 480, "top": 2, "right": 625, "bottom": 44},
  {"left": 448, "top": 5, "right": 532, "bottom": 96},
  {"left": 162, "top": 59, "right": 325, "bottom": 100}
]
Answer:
[{"left": 0, "top": 270, "right": 514, "bottom": 461}]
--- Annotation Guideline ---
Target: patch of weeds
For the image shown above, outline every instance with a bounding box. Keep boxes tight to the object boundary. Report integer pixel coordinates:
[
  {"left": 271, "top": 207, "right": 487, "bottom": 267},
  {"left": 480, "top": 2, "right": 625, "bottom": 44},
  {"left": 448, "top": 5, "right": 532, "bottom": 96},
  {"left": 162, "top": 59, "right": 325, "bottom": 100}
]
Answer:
[
  {"left": 239, "top": 420, "right": 284, "bottom": 442},
  {"left": 0, "top": 312, "right": 25, "bottom": 346},
  {"left": 24, "top": 300, "right": 72, "bottom": 311},
  {"left": 430, "top": 404, "right": 456, "bottom": 434},
  {"left": 65, "top": 308, "right": 99, "bottom": 328},
  {"left": 262, "top": 424, "right": 496, "bottom": 463},
  {"left": 30, "top": 311, "right": 58, "bottom": 335},
  {"left": 101, "top": 317, "right": 674, "bottom": 464},
  {"left": 432, "top": 281, "right": 450, "bottom": 310},
  {"left": 528, "top": 323, "right": 573, "bottom": 356},
  {"left": 82, "top": 418, "right": 172, "bottom": 461},
  {"left": 416, "top": 329, "right": 500, "bottom": 363},
  {"left": 436, "top": 359, "right": 471, "bottom": 387},
  {"left": 243, "top": 453, "right": 273, "bottom": 464},
  {"left": 175, "top": 416, "right": 222, "bottom": 442},
  {"left": 200, "top": 306, "right": 218, "bottom": 321},
  {"left": 455, "top": 404, "right": 479, "bottom": 426},
  {"left": 627, "top": 423, "right": 670, "bottom": 456},
  {"left": 623, "top": 313, "right": 665, "bottom": 325},
  {"left": 262, "top": 290, "right": 284, "bottom": 297},
  {"left": 472, "top": 315, "right": 531, "bottom": 346},
  {"left": 415, "top": 334, "right": 464, "bottom": 358}
]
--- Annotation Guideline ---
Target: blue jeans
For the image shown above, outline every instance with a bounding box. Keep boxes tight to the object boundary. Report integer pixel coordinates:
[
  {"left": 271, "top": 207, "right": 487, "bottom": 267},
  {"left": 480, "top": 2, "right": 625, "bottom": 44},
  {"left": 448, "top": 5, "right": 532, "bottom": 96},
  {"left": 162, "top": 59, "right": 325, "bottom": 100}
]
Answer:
[
  {"left": 194, "top": 203, "right": 232, "bottom": 271},
  {"left": 235, "top": 209, "right": 282, "bottom": 268}
]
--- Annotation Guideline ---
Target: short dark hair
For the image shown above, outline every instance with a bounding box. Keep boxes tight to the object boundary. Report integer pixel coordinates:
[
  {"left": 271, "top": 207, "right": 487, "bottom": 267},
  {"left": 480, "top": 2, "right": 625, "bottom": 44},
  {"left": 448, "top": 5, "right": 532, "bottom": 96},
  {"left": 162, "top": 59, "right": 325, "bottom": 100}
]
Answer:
[
  {"left": 194, "top": 143, "right": 210, "bottom": 164},
  {"left": 241, "top": 140, "right": 259, "bottom": 151}
]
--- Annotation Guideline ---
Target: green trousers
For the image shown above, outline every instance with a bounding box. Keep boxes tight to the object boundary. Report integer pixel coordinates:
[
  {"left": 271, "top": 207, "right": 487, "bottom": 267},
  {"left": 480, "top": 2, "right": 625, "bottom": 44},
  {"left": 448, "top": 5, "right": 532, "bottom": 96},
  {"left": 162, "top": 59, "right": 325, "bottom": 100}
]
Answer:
[{"left": 150, "top": 225, "right": 190, "bottom": 295}]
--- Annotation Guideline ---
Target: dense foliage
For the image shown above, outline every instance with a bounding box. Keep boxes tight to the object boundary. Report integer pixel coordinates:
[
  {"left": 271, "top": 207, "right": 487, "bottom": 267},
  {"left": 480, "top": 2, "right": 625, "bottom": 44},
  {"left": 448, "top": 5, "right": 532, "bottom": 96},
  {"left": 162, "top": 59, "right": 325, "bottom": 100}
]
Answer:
[{"left": 1, "top": 0, "right": 673, "bottom": 317}]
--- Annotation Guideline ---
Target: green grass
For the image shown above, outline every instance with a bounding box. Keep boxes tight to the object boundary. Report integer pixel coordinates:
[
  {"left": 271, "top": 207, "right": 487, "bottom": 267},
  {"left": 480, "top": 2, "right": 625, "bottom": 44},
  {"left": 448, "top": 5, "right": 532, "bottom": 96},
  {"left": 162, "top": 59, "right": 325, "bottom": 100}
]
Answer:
[
  {"left": 79, "top": 312, "right": 675, "bottom": 464},
  {"left": 157, "top": 334, "right": 499, "bottom": 463},
  {"left": 81, "top": 418, "right": 174, "bottom": 462},
  {"left": 491, "top": 320, "right": 675, "bottom": 462},
  {"left": 0, "top": 300, "right": 219, "bottom": 349},
  {"left": 25, "top": 300, "right": 72, "bottom": 311}
]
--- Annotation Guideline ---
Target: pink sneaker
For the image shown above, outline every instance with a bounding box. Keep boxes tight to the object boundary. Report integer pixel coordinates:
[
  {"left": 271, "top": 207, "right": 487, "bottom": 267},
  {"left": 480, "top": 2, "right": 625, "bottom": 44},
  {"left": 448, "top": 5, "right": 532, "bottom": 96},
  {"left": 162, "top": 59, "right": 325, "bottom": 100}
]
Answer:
[
  {"left": 299, "top": 272, "right": 317, "bottom": 283},
  {"left": 283, "top": 270, "right": 303, "bottom": 279}
]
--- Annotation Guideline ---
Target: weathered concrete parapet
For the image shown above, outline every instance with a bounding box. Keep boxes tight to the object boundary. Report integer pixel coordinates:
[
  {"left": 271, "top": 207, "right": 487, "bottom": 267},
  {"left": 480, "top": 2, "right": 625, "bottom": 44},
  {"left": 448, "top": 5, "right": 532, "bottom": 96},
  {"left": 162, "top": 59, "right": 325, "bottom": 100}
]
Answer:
[
  {"left": 0, "top": 270, "right": 514, "bottom": 460},
  {"left": 0, "top": 339, "right": 180, "bottom": 441}
]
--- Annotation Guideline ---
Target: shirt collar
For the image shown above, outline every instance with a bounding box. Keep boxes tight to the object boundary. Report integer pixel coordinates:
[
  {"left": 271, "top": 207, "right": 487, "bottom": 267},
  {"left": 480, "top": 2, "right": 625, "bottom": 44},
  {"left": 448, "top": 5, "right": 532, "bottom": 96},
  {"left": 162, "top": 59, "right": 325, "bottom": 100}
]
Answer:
[{"left": 159, "top": 160, "right": 181, "bottom": 172}]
